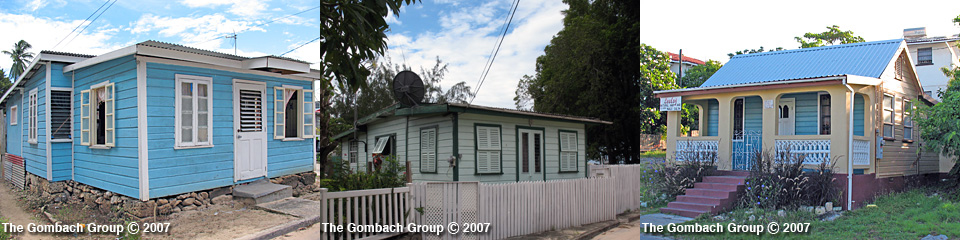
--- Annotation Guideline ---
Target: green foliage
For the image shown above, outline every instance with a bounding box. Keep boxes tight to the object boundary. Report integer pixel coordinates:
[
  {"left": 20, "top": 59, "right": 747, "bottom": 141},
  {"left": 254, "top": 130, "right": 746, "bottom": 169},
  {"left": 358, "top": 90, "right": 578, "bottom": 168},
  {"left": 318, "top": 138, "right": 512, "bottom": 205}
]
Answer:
[
  {"left": 650, "top": 147, "right": 716, "bottom": 199},
  {"left": 679, "top": 60, "right": 722, "bottom": 88},
  {"left": 727, "top": 46, "right": 784, "bottom": 58},
  {"left": 319, "top": 155, "right": 406, "bottom": 191},
  {"left": 2, "top": 40, "right": 34, "bottom": 81},
  {"left": 0, "top": 217, "right": 9, "bottom": 240},
  {"left": 120, "top": 221, "right": 142, "bottom": 240},
  {"left": 915, "top": 41, "right": 960, "bottom": 174},
  {"left": 795, "top": 25, "right": 865, "bottom": 48},
  {"left": 317, "top": 0, "right": 418, "bottom": 94},
  {"left": 739, "top": 150, "right": 839, "bottom": 210},
  {"left": 0, "top": 69, "right": 11, "bottom": 95},
  {"left": 516, "top": 0, "right": 677, "bottom": 162}
]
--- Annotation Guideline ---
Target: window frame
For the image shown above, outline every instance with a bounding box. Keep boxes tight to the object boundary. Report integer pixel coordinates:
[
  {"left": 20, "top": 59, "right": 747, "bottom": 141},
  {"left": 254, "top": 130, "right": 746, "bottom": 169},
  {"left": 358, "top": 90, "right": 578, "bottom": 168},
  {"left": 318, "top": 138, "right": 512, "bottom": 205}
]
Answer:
[
  {"left": 818, "top": 93, "right": 831, "bottom": 135},
  {"left": 82, "top": 81, "right": 115, "bottom": 148},
  {"left": 50, "top": 88, "right": 73, "bottom": 141},
  {"left": 882, "top": 94, "right": 895, "bottom": 139},
  {"left": 419, "top": 125, "right": 439, "bottom": 173},
  {"left": 348, "top": 140, "right": 359, "bottom": 163},
  {"left": 894, "top": 54, "right": 905, "bottom": 81},
  {"left": 10, "top": 105, "right": 17, "bottom": 126},
  {"left": 174, "top": 74, "right": 214, "bottom": 149},
  {"left": 732, "top": 98, "right": 745, "bottom": 140},
  {"left": 273, "top": 85, "right": 314, "bottom": 141},
  {"left": 475, "top": 124, "right": 503, "bottom": 175},
  {"left": 27, "top": 88, "right": 37, "bottom": 144},
  {"left": 916, "top": 47, "right": 933, "bottom": 66},
  {"left": 903, "top": 99, "right": 913, "bottom": 141},
  {"left": 558, "top": 130, "right": 579, "bottom": 173}
]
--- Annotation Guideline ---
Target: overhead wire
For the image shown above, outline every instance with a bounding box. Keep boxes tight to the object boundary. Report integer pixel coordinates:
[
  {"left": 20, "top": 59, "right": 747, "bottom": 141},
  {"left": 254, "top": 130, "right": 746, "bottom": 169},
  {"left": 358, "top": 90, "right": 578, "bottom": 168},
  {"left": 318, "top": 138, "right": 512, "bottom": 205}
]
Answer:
[
  {"left": 63, "top": 0, "right": 117, "bottom": 48},
  {"left": 52, "top": 0, "right": 111, "bottom": 50},
  {"left": 469, "top": 0, "right": 521, "bottom": 104},
  {"left": 193, "top": 5, "right": 324, "bottom": 48}
]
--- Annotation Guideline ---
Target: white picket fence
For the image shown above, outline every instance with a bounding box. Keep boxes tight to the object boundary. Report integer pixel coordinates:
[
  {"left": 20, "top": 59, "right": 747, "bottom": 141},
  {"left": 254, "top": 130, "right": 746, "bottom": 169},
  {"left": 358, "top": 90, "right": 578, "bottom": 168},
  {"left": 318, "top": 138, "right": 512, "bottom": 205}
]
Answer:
[{"left": 316, "top": 164, "right": 648, "bottom": 240}]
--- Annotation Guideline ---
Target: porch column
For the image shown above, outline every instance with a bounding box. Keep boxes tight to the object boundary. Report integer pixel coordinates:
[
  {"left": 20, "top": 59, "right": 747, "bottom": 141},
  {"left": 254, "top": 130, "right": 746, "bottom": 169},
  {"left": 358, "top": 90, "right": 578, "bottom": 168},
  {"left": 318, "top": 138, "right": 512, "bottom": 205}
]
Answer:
[
  {"left": 716, "top": 96, "right": 734, "bottom": 171},
  {"left": 828, "top": 88, "right": 852, "bottom": 174},
  {"left": 760, "top": 93, "right": 778, "bottom": 156},
  {"left": 665, "top": 110, "right": 681, "bottom": 161}
]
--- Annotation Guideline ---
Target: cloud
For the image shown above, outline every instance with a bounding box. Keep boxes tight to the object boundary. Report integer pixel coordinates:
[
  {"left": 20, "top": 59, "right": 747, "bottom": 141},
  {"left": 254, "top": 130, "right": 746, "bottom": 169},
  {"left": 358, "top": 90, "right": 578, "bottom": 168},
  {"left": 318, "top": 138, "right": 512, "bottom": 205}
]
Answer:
[
  {"left": 178, "top": 0, "right": 269, "bottom": 17},
  {"left": 386, "top": 11, "right": 402, "bottom": 26},
  {"left": 0, "top": 13, "right": 123, "bottom": 73},
  {"left": 381, "top": 0, "right": 567, "bottom": 108},
  {"left": 128, "top": 13, "right": 265, "bottom": 50}
]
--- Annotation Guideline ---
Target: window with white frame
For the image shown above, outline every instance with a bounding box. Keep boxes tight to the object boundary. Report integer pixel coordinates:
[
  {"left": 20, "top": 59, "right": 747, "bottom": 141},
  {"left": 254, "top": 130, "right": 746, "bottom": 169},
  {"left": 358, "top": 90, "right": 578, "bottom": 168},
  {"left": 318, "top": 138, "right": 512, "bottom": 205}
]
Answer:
[
  {"left": 10, "top": 105, "right": 17, "bottom": 125},
  {"left": 819, "top": 94, "right": 831, "bottom": 135},
  {"left": 273, "top": 86, "right": 313, "bottom": 140},
  {"left": 80, "top": 82, "right": 115, "bottom": 147},
  {"left": 50, "top": 90, "right": 72, "bottom": 140},
  {"left": 903, "top": 99, "right": 913, "bottom": 140},
  {"left": 348, "top": 141, "right": 358, "bottom": 163},
  {"left": 420, "top": 127, "right": 437, "bottom": 173},
  {"left": 917, "top": 48, "right": 933, "bottom": 66},
  {"left": 475, "top": 125, "right": 501, "bottom": 174},
  {"left": 175, "top": 75, "right": 213, "bottom": 148},
  {"left": 559, "top": 130, "right": 578, "bottom": 172},
  {"left": 882, "top": 94, "right": 894, "bottom": 139},
  {"left": 28, "top": 88, "right": 37, "bottom": 144}
]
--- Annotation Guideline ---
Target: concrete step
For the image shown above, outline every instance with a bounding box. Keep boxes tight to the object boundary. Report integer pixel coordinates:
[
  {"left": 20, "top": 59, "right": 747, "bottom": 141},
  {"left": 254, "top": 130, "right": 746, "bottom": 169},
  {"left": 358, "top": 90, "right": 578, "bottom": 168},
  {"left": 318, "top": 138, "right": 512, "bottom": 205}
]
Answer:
[
  {"left": 693, "top": 182, "right": 743, "bottom": 192},
  {"left": 660, "top": 207, "right": 709, "bottom": 218},
  {"left": 686, "top": 188, "right": 737, "bottom": 199},
  {"left": 716, "top": 171, "right": 751, "bottom": 177},
  {"left": 677, "top": 195, "right": 728, "bottom": 206},
  {"left": 702, "top": 176, "right": 747, "bottom": 185},
  {"left": 667, "top": 201, "right": 718, "bottom": 213},
  {"left": 233, "top": 179, "right": 293, "bottom": 205}
]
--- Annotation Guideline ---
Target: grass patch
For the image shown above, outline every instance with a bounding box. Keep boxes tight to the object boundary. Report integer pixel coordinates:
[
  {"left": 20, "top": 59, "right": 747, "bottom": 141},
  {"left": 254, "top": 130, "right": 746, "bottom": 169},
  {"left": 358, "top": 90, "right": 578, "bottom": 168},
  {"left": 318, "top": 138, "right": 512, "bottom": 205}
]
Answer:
[
  {"left": 638, "top": 150, "right": 666, "bottom": 159},
  {"left": 0, "top": 217, "right": 9, "bottom": 240},
  {"left": 671, "top": 189, "right": 960, "bottom": 239}
]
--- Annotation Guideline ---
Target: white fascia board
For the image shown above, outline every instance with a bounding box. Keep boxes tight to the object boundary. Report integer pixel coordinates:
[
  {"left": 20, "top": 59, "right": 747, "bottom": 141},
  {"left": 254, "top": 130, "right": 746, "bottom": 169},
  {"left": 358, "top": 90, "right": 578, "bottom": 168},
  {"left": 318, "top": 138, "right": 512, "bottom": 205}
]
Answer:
[
  {"left": 63, "top": 45, "right": 137, "bottom": 72},
  {"left": 42, "top": 54, "right": 90, "bottom": 64},
  {"left": 136, "top": 44, "right": 243, "bottom": 69},
  {"left": 0, "top": 56, "right": 45, "bottom": 105},
  {"left": 846, "top": 75, "right": 881, "bottom": 86},
  {"left": 652, "top": 76, "right": 847, "bottom": 94},
  {"left": 241, "top": 57, "right": 311, "bottom": 74}
]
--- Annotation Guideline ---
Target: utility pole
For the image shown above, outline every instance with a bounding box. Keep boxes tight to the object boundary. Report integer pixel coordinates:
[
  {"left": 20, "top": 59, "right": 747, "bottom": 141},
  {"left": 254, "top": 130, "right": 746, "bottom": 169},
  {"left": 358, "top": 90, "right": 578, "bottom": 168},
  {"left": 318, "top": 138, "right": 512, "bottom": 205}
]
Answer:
[
  {"left": 226, "top": 31, "right": 237, "bottom": 55},
  {"left": 678, "top": 49, "right": 683, "bottom": 87}
]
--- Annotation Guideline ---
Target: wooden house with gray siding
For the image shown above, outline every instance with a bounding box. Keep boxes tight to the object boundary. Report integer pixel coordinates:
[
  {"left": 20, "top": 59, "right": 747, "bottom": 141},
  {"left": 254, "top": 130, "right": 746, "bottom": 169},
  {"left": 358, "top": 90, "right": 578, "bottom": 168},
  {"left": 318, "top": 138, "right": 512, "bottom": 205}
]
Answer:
[
  {"left": 1, "top": 41, "right": 320, "bottom": 201},
  {"left": 333, "top": 103, "right": 611, "bottom": 183}
]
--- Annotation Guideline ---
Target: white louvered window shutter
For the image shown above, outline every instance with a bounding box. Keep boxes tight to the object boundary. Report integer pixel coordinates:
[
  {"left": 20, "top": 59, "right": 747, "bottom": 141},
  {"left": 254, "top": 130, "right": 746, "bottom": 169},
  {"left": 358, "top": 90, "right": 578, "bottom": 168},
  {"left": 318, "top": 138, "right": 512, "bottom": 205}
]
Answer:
[
  {"left": 476, "top": 126, "right": 501, "bottom": 173},
  {"left": 301, "top": 89, "right": 314, "bottom": 138},
  {"left": 560, "top": 131, "right": 578, "bottom": 172},
  {"left": 104, "top": 83, "right": 116, "bottom": 147},
  {"left": 420, "top": 128, "right": 436, "bottom": 172},
  {"left": 273, "top": 87, "right": 285, "bottom": 139},
  {"left": 80, "top": 90, "right": 90, "bottom": 146}
]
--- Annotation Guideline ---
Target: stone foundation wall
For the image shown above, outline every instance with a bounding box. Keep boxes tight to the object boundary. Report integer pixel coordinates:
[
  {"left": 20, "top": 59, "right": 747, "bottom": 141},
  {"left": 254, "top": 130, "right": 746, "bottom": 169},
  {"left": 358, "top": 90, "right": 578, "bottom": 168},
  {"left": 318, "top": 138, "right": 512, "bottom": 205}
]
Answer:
[{"left": 24, "top": 171, "right": 319, "bottom": 219}]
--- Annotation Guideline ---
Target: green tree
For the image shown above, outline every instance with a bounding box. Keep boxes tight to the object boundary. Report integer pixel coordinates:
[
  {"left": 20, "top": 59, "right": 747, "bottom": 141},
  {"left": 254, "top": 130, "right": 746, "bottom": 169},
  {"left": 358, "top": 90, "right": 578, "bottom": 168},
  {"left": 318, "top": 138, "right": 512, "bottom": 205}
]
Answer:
[
  {"left": 0, "top": 69, "right": 11, "bottom": 94},
  {"left": 727, "top": 46, "right": 784, "bottom": 58},
  {"left": 795, "top": 25, "right": 865, "bottom": 48},
  {"left": 914, "top": 14, "right": 960, "bottom": 174},
  {"left": 2, "top": 40, "right": 34, "bottom": 80},
  {"left": 516, "top": 0, "right": 677, "bottom": 163},
  {"left": 679, "top": 60, "right": 722, "bottom": 88}
]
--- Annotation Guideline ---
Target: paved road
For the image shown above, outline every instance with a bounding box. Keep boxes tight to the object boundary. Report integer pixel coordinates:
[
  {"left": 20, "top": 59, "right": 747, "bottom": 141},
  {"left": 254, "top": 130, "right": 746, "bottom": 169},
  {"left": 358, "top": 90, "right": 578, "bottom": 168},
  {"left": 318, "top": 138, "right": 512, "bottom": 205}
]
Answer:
[{"left": 593, "top": 214, "right": 691, "bottom": 240}]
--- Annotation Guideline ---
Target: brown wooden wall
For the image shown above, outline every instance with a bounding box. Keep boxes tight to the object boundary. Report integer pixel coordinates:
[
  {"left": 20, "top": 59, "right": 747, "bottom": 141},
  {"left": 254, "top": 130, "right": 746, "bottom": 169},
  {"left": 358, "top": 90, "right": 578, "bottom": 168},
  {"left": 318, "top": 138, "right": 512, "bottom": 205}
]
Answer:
[{"left": 876, "top": 51, "right": 941, "bottom": 178}]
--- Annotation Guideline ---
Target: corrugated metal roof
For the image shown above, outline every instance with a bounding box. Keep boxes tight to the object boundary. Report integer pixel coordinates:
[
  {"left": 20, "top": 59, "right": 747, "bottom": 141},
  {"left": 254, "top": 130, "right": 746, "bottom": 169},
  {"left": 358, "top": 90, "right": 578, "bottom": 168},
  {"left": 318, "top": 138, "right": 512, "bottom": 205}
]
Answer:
[
  {"left": 699, "top": 39, "right": 903, "bottom": 88},
  {"left": 137, "top": 40, "right": 311, "bottom": 64},
  {"left": 39, "top": 50, "right": 96, "bottom": 58}
]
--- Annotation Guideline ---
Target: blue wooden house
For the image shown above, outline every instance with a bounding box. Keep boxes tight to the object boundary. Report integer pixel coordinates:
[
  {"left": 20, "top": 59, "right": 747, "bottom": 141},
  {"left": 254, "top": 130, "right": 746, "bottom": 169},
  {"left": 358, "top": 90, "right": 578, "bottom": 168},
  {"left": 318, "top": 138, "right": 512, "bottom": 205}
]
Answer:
[{"left": 1, "top": 41, "right": 319, "bottom": 201}]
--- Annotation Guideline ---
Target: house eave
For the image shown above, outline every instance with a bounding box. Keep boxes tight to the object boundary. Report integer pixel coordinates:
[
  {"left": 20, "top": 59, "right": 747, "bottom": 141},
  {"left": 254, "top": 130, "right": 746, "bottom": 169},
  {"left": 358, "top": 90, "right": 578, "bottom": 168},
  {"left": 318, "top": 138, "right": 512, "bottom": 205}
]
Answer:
[
  {"left": 0, "top": 51, "right": 91, "bottom": 105},
  {"left": 653, "top": 76, "right": 853, "bottom": 98}
]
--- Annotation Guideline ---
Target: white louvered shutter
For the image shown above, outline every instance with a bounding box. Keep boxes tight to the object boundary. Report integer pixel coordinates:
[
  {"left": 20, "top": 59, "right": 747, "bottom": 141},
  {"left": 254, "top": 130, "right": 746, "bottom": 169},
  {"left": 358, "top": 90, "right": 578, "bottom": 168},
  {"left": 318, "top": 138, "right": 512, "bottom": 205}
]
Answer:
[
  {"left": 301, "top": 89, "right": 314, "bottom": 138},
  {"left": 476, "top": 126, "right": 500, "bottom": 173},
  {"left": 488, "top": 127, "right": 501, "bottom": 149},
  {"left": 273, "top": 87, "right": 285, "bottom": 139},
  {"left": 560, "top": 132, "right": 578, "bottom": 172},
  {"left": 80, "top": 90, "right": 90, "bottom": 146},
  {"left": 420, "top": 128, "right": 436, "bottom": 172},
  {"left": 104, "top": 83, "right": 116, "bottom": 147},
  {"left": 476, "top": 127, "right": 489, "bottom": 150}
]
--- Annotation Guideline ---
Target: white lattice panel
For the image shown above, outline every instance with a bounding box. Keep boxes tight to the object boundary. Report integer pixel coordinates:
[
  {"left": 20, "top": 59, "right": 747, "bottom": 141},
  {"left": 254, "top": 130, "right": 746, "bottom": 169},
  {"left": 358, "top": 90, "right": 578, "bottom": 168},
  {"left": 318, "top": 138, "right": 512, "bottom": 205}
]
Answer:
[
  {"left": 853, "top": 139, "right": 870, "bottom": 165},
  {"left": 675, "top": 140, "right": 719, "bottom": 161},
  {"left": 775, "top": 139, "right": 831, "bottom": 164}
]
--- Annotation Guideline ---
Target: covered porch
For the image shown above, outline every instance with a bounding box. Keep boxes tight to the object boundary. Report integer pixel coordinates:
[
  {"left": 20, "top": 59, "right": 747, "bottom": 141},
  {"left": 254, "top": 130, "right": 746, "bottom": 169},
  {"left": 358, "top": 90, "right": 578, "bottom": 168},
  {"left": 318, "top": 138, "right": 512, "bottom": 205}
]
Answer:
[{"left": 661, "top": 77, "right": 876, "bottom": 175}]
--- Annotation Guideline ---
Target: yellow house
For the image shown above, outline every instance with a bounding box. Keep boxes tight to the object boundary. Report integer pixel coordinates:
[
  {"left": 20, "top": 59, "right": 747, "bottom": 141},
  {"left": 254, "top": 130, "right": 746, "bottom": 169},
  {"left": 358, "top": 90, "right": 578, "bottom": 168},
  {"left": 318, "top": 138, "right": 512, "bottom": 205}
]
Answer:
[{"left": 654, "top": 39, "right": 951, "bottom": 211}]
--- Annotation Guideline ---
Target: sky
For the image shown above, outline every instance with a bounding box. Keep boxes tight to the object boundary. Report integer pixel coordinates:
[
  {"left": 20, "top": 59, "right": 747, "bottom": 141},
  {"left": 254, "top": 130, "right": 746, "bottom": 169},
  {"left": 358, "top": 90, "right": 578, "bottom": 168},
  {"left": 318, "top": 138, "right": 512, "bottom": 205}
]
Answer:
[{"left": 0, "top": 0, "right": 958, "bottom": 109}]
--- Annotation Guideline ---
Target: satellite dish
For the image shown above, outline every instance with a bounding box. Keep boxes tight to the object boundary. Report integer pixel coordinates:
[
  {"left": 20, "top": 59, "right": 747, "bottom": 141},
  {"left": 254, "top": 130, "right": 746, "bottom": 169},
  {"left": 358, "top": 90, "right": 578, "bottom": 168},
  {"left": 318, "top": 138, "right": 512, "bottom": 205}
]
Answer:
[{"left": 392, "top": 70, "right": 425, "bottom": 107}]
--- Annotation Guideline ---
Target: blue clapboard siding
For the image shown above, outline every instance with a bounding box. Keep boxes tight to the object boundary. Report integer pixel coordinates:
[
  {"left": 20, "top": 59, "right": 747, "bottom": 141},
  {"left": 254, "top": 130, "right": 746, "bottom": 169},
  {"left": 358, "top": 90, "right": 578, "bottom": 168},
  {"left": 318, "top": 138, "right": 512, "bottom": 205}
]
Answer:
[
  {"left": 22, "top": 67, "right": 47, "bottom": 179},
  {"left": 743, "top": 97, "right": 763, "bottom": 134},
  {"left": 50, "top": 63, "right": 72, "bottom": 88},
  {"left": 854, "top": 94, "right": 864, "bottom": 136},
  {"left": 146, "top": 62, "right": 314, "bottom": 198},
  {"left": 6, "top": 91, "right": 22, "bottom": 156},
  {"left": 706, "top": 100, "right": 718, "bottom": 136},
  {"left": 781, "top": 93, "right": 820, "bottom": 135},
  {"left": 72, "top": 55, "right": 140, "bottom": 198},
  {"left": 50, "top": 62, "right": 74, "bottom": 181}
]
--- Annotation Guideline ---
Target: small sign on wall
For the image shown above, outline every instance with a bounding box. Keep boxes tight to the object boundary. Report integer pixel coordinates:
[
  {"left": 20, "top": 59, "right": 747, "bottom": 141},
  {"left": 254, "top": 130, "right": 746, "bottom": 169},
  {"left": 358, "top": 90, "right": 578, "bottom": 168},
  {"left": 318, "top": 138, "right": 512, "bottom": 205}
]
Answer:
[
  {"left": 660, "top": 96, "right": 682, "bottom": 111},
  {"left": 764, "top": 100, "right": 774, "bottom": 109}
]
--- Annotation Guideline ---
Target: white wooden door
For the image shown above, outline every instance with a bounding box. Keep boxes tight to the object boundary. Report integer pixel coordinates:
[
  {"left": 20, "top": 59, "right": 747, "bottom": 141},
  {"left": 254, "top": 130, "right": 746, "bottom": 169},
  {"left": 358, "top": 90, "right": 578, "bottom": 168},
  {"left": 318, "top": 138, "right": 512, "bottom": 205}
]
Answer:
[
  {"left": 778, "top": 98, "right": 796, "bottom": 135},
  {"left": 517, "top": 128, "right": 544, "bottom": 181},
  {"left": 234, "top": 81, "right": 268, "bottom": 181}
]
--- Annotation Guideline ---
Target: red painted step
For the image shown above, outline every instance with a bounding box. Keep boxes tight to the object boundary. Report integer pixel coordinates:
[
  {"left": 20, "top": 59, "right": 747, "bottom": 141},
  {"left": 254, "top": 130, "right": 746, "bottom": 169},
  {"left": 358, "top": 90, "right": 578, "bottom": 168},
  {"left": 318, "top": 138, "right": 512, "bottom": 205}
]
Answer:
[
  {"left": 677, "top": 195, "right": 729, "bottom": 206},
  {"left": 693, "top": 182, "right": 743, "bottom": 192},
  {"left": 661, "top": 172, "right": 748, "bottom": 218},
  {"left": 702, "top": 176, "right": 747, "bottom": 185},
  {"left": 686, "top": 188, "right": 738, "bottom": 198}
]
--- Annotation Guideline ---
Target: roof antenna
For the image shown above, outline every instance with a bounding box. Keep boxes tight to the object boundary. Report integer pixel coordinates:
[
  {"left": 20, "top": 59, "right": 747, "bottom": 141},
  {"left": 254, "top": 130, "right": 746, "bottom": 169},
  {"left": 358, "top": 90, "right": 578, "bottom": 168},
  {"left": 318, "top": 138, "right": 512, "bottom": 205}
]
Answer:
[{"left": 226, "top": 30, "right": 237, "bottom": 55}]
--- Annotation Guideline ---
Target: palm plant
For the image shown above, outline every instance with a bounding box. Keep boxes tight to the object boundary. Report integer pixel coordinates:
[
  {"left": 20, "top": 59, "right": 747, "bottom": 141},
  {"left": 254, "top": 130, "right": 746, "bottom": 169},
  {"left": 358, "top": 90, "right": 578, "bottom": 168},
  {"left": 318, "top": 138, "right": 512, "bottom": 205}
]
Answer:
[{"left": 2, "top": 40, "right": 35, "bottom": 81}]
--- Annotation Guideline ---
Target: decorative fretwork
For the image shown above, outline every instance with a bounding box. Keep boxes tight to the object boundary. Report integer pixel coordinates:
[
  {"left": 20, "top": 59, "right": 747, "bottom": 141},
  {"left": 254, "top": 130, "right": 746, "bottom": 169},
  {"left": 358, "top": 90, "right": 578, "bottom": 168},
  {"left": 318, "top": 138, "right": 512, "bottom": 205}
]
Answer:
[
  {"left": 853, "top": 139, "right": 870, "bottom": 165},
  {"left": 675, "top": 140, "right": 719, "bottom": 162},
  {"left": 775, "top": 140, "right": 831, "bottom": 164}
]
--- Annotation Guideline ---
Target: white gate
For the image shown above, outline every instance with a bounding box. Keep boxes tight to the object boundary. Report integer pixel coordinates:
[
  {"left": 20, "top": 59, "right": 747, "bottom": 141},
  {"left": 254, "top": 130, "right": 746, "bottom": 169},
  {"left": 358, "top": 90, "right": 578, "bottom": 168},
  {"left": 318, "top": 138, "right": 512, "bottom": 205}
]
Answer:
[
  {"left": 421, "top": 182, "right": 479, "bottom": 240},
  {"left": 732, "top": 131, "right": 762, "bottom": 171}
]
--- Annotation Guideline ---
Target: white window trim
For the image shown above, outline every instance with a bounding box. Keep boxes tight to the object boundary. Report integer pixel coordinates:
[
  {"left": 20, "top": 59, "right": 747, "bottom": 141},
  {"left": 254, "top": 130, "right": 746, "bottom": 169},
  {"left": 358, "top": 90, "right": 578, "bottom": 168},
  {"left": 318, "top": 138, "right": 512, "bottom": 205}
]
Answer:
[
  {"left": 49, "top": 88, "right": 73, "bottom": 140},
  {"left": 85, "top": 80, "right": 115, "bottom": 148},
  {"left": 420, "top": 127, "right": 437, "bottom": 173},
  {"left": 174, "top": 74, "right": 214, "bottom": 148},
  {"left": 476, "top": 125, "right": 502, "bottom": 174},
  {"left": 559, "top": 131, "right": 579, "bottom": 172},
  {"left": 882, "top": 94, "right": 895, "bottom": 139},
  {"left": 816, "top": 92, "right": 831, "bottom": 135},
  {"left": 28, "top": 88, "right": 38, "bottom": 144},
  {"left": 10, "top": 105, "right": 17, "bottom": 125},
  {"left": 273, "top": 84, "right": 313, "bottom": 141},
  {"left": 348, "top": 141, "right": 359, "bottom": 163},
  {"left": 903, "top": 99, "right": 913, "bottom": 140}
]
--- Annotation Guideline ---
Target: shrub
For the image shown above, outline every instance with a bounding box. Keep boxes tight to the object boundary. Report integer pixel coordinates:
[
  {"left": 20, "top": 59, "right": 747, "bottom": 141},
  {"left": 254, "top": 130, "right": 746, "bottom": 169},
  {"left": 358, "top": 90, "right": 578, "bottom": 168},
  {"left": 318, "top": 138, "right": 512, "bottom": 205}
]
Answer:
[
  {"left": 319, "top": 155, "right": 406, "bottom": 192},
  {"left": 651, "top": 143, "right": 717, "bottom": 199},
  {"left": 738, "top": 148, "right": 839, "bottom": 210}
]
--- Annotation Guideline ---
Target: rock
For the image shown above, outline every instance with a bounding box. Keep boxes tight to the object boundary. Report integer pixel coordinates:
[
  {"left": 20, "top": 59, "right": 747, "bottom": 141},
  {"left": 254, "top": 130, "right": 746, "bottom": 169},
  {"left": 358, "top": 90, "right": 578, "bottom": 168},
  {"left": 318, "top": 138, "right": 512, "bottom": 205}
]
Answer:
[
  {"left": 110, "top": 196, "right": 122, "bottom": 205},
  {"left": 921, "top": 234, "right": 948, "bottom": 240},
  {"left": 815, "top": 206, "right": 826, "bottom": 215},
  {"left": 748, "top": 215, "right": 756, "bottom": 221},
  {"left": 158, "top": 199, "right": 169, "bottom": 205},
  {"left": 833, "top": 207, "right": 842, "bottom": 211},
  {"left": 177, "top": 194, "right": 190, "bottom": 200},
  {"left": 190, "top": 192, "right": 198, "bottom": 199},
  {"left": 48, "top": 182, "right": 66, "bottom": 193},
  {"left": 128, "top": 201, "right": 158, "bottom": 218},
  {"left": 172, "top": 207, "right": 181, "bottom": 213},
  {"left": 209, "top": 187, "right": 231, "bottom": 199},
  {"left": 158, "top": 203, "right": 175, "bottom": 215},
  {"left": 105, "top": 191, "right": 113, "bottom": 198},
  {"left": 200, "top": 192, "right": 209, "bottom": 200},
  {"left": 182, "top": 198, "right": 196, "bottom": 206},
  {"left": 281, "top": 176, "right": 300, "bottom": 187},
  {"left": 182, "top": 206, "right": 197, "bottom": 211},
  {"left": 777, "top": 210, "right": 786, "bottom": 217},
  {"left": 825, "top": 202, "right": 833, "bottom": 210},
  {"left": 95, "top": 197, "right": 107, "bottom": 205},
  {"left": 300, "top": 172, "right": 317, "bottom": 185},
  {"left": 212, "top": 195, "right": 232, "bottom": 205},
  {"left": 174, "top": 200, "right": 182, "bottom": 207}
]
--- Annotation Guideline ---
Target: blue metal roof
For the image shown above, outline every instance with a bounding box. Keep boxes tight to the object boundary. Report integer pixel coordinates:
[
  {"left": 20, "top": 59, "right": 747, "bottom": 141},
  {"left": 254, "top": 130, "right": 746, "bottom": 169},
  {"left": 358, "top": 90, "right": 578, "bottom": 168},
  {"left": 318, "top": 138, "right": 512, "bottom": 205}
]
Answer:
[{"left": 699, "top": 39, "right": 904, "bottom": 87}]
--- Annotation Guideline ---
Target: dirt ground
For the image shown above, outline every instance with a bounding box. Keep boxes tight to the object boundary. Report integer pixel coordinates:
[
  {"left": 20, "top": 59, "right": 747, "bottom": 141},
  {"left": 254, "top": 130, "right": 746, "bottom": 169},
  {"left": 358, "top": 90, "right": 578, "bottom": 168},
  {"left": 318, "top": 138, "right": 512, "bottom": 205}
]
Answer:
[{"left": 0, "top": 180, "right": 297, "bottom": 240}]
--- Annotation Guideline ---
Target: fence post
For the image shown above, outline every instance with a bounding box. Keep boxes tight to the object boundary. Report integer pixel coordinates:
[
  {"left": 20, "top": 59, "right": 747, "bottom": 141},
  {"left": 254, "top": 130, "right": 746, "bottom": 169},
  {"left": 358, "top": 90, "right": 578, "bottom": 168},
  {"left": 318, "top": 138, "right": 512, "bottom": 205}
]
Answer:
[{"left": 318, "top": 188, "right": 328, "bottom": 240}]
